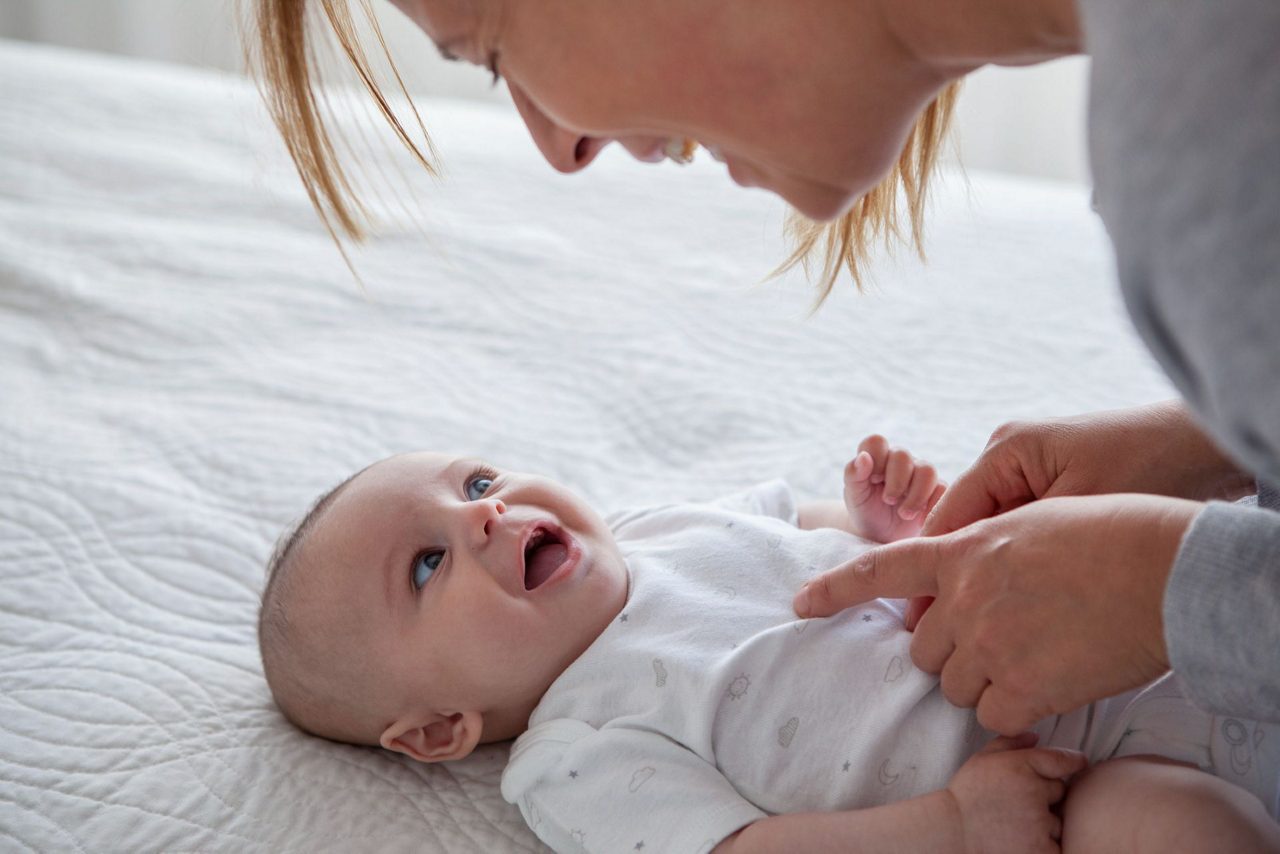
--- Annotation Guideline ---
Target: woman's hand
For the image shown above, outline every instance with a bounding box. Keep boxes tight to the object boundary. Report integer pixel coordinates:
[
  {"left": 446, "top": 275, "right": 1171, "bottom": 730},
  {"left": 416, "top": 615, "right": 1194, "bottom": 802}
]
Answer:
[
  {"left": 924, "top": 400, "right": 1251, "bottom": 536},
  {"left": 794, "top": 493, "right": 1203, "bottom": 735},
  {"left": 900, "top": 400, "right": 1251, "bottom": 628},
  {"left": 944, "top": 733, "right": 1086, "bottom": 854}
]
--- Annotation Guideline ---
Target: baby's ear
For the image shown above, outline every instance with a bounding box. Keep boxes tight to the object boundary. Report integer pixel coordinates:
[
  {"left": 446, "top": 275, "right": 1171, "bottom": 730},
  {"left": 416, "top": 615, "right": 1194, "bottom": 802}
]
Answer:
[{"left": 380, "top": 711, "right": 484, "bottom": 763}]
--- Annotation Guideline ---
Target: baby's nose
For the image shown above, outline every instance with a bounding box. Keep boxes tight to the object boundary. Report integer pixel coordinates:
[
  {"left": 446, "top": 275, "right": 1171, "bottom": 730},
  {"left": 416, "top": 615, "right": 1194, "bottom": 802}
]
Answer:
[{"left": 472, "top": 498, "right": 506, "bottom": 540}]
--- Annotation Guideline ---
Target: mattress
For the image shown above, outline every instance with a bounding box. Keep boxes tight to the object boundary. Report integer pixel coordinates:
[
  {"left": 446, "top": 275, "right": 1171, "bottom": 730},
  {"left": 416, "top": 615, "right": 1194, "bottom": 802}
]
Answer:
[{"left": 0, "top": 39, "right": 1174, "bottom": 852}]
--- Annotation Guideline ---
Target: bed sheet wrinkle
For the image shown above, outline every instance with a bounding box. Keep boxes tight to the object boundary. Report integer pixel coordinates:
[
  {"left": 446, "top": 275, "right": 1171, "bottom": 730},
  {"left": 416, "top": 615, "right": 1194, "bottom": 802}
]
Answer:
[{"left": 0, "top": 38, "right": 1178, "bottom": 852}]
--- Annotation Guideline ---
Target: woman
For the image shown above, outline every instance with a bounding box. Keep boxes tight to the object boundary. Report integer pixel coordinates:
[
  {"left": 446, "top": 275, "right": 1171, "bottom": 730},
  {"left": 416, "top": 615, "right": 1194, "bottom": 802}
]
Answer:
[{"left": 254, "top": 0, "right": 1280, "bottom": 732}]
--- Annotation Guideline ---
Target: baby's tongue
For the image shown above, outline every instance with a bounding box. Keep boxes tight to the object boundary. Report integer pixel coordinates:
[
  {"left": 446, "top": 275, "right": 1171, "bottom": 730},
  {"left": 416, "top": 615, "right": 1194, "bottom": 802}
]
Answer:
[{"left": 526, "top": 542, "right": 568, "bottom": 589}]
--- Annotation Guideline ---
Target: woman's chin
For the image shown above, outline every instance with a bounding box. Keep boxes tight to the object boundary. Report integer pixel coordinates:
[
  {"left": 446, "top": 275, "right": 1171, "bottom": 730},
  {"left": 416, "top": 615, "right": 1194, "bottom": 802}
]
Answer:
[{"left": 786, "top": 188, "right": 857, "bottom": 223}]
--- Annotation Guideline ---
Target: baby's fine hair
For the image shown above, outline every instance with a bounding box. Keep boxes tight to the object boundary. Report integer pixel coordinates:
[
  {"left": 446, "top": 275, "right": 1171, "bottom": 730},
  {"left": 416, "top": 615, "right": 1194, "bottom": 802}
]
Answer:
[
  {"left": 258, "top": 465, "right": 381, "bottom": 745},
  {"left": 250, "top": 0, "right": 961, "bottom": 304}
]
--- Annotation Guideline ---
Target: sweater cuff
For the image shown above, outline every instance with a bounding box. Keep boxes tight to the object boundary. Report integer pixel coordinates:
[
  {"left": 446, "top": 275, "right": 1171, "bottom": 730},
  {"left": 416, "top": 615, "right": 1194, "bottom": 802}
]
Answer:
[{"left": 1164, "top": 501, "right": 1280, "bottom": 720}]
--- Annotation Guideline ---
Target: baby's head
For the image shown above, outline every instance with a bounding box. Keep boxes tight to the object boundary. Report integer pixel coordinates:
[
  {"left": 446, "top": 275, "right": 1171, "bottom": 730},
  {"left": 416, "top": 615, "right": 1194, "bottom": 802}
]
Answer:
[{"left": 259, "top": 453, "right": 628, "bottom": 762}]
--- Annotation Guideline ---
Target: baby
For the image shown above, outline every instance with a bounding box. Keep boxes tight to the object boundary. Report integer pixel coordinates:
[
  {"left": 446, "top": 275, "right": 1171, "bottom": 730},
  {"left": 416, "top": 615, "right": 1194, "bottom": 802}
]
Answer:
[{"left": 260, "top": 437, "right": 1280, "bottom": 853}]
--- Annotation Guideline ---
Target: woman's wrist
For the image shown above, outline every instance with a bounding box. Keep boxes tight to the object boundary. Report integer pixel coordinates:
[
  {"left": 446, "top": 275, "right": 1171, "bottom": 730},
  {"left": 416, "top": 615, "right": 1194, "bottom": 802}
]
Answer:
[{"left": 1151, "top": 400, "right": 1255, "bottom": 501}]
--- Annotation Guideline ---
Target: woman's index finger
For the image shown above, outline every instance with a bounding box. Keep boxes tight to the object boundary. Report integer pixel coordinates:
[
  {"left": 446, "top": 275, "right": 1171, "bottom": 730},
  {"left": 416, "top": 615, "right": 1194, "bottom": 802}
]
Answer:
[{"left": 794, "top": 537, "right": 944, "bottom": 618}]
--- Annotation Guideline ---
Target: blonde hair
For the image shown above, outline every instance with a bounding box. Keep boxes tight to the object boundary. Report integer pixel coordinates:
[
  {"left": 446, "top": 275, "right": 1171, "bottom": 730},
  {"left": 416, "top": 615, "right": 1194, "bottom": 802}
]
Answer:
[
  {"left": 251, "top": 0, "right": 960, "bottom": 302},
  {"left": 773, "top": 86, "right": 961, "bottom": 303}
]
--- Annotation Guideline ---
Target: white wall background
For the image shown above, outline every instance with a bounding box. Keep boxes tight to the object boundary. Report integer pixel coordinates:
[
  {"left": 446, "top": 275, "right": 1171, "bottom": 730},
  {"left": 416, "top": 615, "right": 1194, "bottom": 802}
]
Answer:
[{"left": 0, "top": 0, "right": 1091, "bottom": 184}]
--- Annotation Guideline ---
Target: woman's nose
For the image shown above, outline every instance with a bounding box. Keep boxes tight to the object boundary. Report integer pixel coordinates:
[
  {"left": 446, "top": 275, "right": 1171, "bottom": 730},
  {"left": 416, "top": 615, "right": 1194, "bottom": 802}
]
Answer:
[{"left": 507, "top": 80, "right": 609, "bottom": 173}]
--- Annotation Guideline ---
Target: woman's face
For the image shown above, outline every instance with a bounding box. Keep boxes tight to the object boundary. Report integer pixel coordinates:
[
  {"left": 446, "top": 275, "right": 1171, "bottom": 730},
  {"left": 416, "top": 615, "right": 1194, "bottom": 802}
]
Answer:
[{"left": 390, "top": 0, "right": 942, "bottom": 221}]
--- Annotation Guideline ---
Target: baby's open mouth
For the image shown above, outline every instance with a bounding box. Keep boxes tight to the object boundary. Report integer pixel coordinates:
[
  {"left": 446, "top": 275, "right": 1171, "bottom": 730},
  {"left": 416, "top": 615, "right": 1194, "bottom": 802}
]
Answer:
[{"left": 523, "top": 525, "right": 570, "bottom": 591}]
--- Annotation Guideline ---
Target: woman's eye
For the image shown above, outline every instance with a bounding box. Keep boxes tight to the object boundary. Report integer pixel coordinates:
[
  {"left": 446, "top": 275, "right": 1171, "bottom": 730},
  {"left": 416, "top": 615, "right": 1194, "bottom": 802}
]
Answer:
[
  {"left": 412, "top": 552, "right": 443, "bottom": 590},
  {"left": 466, "top": 476, "right": 494, "bottom": 501}
]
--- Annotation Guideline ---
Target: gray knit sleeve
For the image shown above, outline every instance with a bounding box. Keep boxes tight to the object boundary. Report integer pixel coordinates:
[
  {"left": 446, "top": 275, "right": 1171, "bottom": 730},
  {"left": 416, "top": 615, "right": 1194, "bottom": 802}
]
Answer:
[
  {"left": 1164, "top": 500, "right": 1280, "bottom": 720},
  {"left": 1257, "top": 480, "right": 1280, "bottom": 512},
  {"left": 1080, "top": 0, "right": 1280, "bottom": 487}
]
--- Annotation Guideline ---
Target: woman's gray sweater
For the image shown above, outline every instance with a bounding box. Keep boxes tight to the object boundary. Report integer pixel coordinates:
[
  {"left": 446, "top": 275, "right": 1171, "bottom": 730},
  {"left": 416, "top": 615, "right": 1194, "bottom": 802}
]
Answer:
[{"left": 1079, "top": 0, "right": 1279, "bottom": 720}]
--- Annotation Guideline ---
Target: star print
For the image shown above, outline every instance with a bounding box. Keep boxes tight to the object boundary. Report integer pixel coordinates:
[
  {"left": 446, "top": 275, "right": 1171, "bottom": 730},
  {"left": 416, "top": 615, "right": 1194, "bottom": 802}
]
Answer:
[
  {"left": 843, "top": 761, "right": 851, "bottom": 772},
  {"left": 619, "top": 613, "right": 629, "bottom": 623},
  {"left": 569, "top": 770, "right": 578, "bottom": 779},
  {"left": 635, "top": 843, "right": 645, "bottom": 851},
  {"left": 862, "top": 614, "right": 873, "bottom": 622}
]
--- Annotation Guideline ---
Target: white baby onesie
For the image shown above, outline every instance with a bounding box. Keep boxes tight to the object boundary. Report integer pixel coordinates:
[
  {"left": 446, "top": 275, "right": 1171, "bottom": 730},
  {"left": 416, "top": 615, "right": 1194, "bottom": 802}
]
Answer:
[{"left": 500, "top": 482, "right": 1279, "bottom": 854}]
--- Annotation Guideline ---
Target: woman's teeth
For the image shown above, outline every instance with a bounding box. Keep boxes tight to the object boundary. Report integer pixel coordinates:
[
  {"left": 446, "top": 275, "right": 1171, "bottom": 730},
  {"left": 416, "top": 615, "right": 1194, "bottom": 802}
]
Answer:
[{"left": 664, "top": 137, "right": 697, "bottom": 165}]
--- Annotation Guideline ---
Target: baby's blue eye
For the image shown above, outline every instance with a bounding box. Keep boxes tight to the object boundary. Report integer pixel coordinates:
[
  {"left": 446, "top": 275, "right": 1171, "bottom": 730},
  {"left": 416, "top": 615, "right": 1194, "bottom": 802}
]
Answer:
[
  {"left": 413, "top": 552, "right": 443, "bottom": 590},
  {"left": 466, "top": 476, "right": 494, "bottom": 501}
]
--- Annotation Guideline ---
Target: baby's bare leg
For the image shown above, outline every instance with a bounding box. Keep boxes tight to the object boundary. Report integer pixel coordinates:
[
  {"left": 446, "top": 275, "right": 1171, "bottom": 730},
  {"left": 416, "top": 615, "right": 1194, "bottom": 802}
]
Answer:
[{"left": 1061, "top": 754, "right": 1279, "bottom": 853}]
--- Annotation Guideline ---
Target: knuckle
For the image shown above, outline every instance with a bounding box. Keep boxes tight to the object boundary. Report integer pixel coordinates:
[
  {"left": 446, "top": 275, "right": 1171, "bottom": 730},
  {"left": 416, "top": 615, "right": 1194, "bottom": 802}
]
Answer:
[
  {"left": 857, "top": 551, "right": 880, "bottom": 586},
  {"left": 910, "top": 641, "right": 943, "bottom": 676},
  {"left": 809, "top": 572, "right": 834, "bottom": 608},
  {"left": 948, "top": 525, "right": 989, "bottom": 564},
  {"left": 1001, "top": 662, "right": 1040, "bottom": 702},
  {"left": 939, "top": 669, "right": 965, "bottom": 705},
  {"left": 971, "top": 623, "right": 1002, "bottom": 660},
  {"left": 989, "top": 419, "right": 1026, "bottom": 444}
]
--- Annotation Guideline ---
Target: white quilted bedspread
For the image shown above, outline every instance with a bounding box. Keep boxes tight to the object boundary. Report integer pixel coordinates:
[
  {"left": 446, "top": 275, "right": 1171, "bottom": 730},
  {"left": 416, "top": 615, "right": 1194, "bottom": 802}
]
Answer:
[{"left": 0, "top": 40, "right": 1174, "bottom": 852}]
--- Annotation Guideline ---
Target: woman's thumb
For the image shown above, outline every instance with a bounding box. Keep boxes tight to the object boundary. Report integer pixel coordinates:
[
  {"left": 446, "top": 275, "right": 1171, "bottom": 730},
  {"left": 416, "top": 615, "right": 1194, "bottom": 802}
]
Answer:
[{"left": 921, "top": 474, "right": 991, "bottom": 536}]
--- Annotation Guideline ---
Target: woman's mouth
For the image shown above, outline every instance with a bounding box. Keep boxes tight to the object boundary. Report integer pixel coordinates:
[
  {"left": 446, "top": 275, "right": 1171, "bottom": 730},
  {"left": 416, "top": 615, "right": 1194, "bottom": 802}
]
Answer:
[
  {"left": 626, "top": 137, "right": 700, "bottom": 165},
  {"left": 663, "top": 137, "right": 697, "bottom": 164}
]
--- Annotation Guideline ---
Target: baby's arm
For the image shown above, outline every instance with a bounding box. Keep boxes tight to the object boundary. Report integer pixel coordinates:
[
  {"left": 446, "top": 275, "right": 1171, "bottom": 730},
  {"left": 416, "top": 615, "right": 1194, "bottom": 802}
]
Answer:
[
  {"left": 716, "top": 734, "right": 1084, "bottom": 854},
  {"left": 798, "top": 435, "right": 946, "bottom": 544},
  {"left": 713, "top": 790, "right": 959, "bottom": 853}
]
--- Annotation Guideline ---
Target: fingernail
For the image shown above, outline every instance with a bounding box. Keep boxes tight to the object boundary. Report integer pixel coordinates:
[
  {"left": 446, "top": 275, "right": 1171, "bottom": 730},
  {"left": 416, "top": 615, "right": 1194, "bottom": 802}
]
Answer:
[
  {"left": 793, "top": 585, "right": 812, "bottom": 617},
  {"left": 899, "top": 507, "right": 917, "bottom": 520},
  {"left": 884, "top": 495, "right": 898, "bottom": 505}
]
